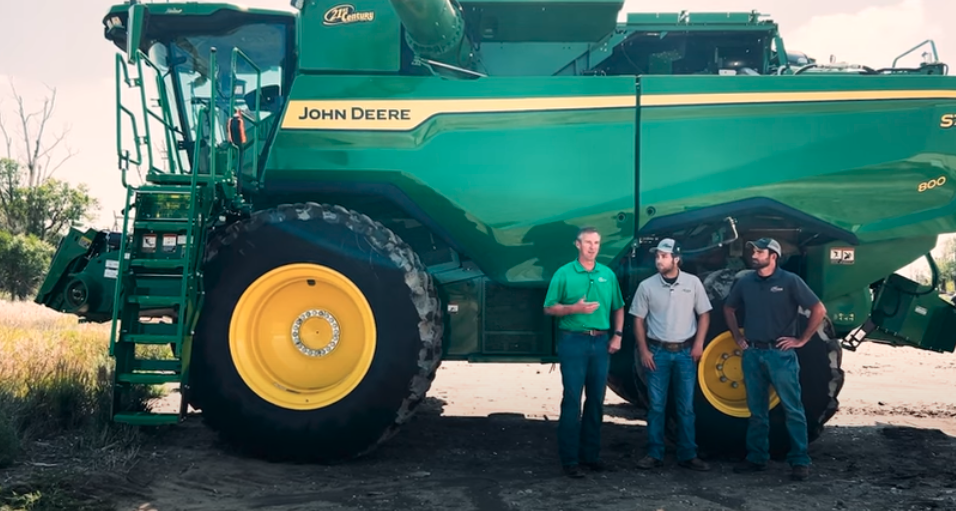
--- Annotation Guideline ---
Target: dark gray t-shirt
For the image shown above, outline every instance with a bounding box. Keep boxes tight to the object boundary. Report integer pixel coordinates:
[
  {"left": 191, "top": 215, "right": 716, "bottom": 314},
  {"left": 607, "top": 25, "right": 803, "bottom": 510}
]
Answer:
[{"left": 724, "top": 268, "right": 820, "bottom": 342}]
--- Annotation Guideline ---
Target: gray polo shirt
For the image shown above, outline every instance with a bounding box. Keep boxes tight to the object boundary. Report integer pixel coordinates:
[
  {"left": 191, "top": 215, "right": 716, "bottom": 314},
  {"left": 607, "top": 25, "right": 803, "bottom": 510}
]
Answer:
[{"left": 629, "top": 271, "right": 713, "bottom": 342}]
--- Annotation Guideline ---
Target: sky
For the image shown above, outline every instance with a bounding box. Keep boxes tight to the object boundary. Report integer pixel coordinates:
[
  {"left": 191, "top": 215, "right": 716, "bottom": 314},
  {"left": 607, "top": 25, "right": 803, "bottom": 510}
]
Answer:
[{"left": 0, "top": 0, "right": 953, "bottom": 274}]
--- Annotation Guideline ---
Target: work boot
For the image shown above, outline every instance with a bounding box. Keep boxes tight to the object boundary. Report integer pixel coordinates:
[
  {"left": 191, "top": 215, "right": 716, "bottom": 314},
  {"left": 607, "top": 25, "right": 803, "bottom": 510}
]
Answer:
[
  {"left": 733, "top": 460, "right": 767, "bottom": 474},
  {"left": 562, "top": 464, "right": 585, "bottom": 478},
  {"left": 678, "top": 457, "right": 711, "bottom": 471},
  {"left": 635, "top": 456, "right": 664, "bottom": 469},
  {"left": 791, "top": 465, "right": 809, "bottom": 481}
]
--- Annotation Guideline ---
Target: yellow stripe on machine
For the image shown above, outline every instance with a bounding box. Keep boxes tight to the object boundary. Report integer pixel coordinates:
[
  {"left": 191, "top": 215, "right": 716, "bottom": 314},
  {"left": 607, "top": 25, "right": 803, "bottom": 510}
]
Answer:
[
  {"left": 280, "top": 95, "right": 638, "bottom": 131},
  {"left": 641, "top": 89, "right": 956, "bottom": 107}
]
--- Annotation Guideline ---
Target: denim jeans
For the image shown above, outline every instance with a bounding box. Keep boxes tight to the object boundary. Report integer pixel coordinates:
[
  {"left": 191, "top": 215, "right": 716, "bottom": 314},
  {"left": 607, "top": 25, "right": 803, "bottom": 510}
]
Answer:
[
  {"left": 741, "top": 347, "right": 810, "bottom": 466},
  {"left": 556, "top": 331, "right": 610, "bottom": 467},
  {"left": 645, "top": 343, "right": 698, "bottom": 462}
]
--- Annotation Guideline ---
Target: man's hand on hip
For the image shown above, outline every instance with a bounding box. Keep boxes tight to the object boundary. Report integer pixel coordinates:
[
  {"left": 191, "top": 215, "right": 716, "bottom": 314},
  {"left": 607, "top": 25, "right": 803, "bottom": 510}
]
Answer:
[{"left": 776, "top": 336, "right": 807, "bottom": 350}]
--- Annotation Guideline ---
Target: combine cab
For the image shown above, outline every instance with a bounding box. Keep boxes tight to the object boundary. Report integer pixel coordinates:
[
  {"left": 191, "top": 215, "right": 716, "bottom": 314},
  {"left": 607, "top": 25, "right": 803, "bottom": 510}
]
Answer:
[{"left": 35, "top": 0, "right": 956, "bottom": 462}]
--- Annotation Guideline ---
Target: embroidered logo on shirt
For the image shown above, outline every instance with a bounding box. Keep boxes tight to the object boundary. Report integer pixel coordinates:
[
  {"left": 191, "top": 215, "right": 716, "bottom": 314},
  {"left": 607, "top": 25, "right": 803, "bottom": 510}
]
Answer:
[
  {"left": 771, "top": 286, "right": 784, "bottom": 292},
  {"left": 598, "top": 277, "right": 607, "bottom": 283}
]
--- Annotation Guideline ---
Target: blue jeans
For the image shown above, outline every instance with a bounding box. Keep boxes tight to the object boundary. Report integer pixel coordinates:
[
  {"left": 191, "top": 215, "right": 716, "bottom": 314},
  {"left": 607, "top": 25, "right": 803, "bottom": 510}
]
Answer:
[
  {"left": 556, "top": 331, "right": 610, "bottom": 467},
  {"left": 741, "top": 348, "right": 810, "bottom": 466},
  {"left": 645, "top": 343, "right": 698, "bottom": 461}
]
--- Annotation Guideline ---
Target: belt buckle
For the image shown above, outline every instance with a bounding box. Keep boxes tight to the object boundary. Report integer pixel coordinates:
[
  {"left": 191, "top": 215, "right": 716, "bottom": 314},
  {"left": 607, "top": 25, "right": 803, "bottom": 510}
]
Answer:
[{"left": 663, "top": 342, "right": 682, "bottom": 352}]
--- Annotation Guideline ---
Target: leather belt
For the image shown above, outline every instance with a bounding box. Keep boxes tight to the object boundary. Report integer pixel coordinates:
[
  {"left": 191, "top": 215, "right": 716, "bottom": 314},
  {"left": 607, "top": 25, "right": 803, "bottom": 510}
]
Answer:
[
  {"left": 647, "top": 338, "right": 693, "bottom": 352},
  {"left": 563, "top": 329, "right": 608, "bottom": 337},
  {"left": 748, "top": 340, "right": 779, "bottom": 350}
]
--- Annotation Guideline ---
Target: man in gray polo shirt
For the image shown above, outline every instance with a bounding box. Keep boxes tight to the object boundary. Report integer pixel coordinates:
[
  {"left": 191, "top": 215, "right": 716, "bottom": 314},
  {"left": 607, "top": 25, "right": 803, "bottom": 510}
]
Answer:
[{"left": 629, "top": 238, "right": 712, "bottom": 471}]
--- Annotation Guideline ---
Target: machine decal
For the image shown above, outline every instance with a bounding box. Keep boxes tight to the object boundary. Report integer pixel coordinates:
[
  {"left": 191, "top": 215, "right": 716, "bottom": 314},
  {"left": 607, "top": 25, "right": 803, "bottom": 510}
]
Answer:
[
  {"left": 281, "top": 95, "right": 638, "bottom": 130},
  {"left": 829, "top": 247, "right": 855, "bottom": 265},
  {"left": 918, "top": 176, "right": 947, "bottom": 192},
  {"left": 142, "top": 234, "right": 157, "bottom": 253},
  {"left": 104, "top": 259, "right": 119, "bottom": 280},
  {"left": 323, "top": 4, "right": 375, "bottom": 25},
  {"left": 642, "top": 89, "right": 956, "bottom": 107},
  {"left": 940, "top": 114, "right": 955, "bottom": 128}
]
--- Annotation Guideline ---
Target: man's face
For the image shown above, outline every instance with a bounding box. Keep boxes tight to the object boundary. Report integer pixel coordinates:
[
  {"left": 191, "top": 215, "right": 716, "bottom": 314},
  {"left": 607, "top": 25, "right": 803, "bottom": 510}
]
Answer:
[
  {"left": 576, "top": 232, "right": 601, "bottom": 260},
  {"left": 655, "top": 251, "right": 677, "bottom": 274},
  {"left": 751, "top": 247, "right": 774, "bottom": 269}
]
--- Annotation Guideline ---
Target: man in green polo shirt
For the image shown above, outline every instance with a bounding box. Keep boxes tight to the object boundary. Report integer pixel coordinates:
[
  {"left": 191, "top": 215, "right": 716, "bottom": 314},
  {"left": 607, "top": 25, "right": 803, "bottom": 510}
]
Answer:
[{"left": 543, "top": 226, "right": 625, "bottom": 478}]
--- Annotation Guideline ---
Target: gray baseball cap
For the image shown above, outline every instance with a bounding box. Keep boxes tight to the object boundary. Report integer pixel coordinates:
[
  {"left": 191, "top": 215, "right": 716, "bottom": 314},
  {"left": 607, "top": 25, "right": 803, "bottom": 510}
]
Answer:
[
  {"left": 747, "top": 237, "right": 781, "bottom": 256},
  {"left": 650, "top": 238, "right": 680, "bottom": 255}
]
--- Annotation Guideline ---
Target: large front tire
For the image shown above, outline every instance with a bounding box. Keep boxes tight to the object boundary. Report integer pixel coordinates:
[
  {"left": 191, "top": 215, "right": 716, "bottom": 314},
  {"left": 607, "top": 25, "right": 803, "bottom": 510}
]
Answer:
[{"left": 189, "top": 203, "right": 443, "bottom": 463}]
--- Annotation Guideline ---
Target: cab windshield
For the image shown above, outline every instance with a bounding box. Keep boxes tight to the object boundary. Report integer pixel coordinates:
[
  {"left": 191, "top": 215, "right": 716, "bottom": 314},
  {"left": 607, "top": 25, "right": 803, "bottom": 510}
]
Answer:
[{"left": 146, "top": 20, "right": 288, "bottom": 168}]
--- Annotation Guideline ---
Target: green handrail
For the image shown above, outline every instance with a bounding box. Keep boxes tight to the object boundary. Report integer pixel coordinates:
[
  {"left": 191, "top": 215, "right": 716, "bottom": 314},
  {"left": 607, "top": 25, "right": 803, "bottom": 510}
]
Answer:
[
  {"left": 893, "top": 39, "right": 938, "bottom": 68},
  {"left": 115, "top": 53, "right": 143, "bottom": 189},
  {"left": 134, "top": 50, "right": 187, "bottom": 175}
]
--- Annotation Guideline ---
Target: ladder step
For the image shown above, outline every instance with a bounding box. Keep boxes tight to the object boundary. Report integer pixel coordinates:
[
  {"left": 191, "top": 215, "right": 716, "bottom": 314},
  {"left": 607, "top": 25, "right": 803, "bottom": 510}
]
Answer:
[
  {"left": 134, "top": 220, "right": 192, "bottom": 230},
  {"left": 117, "top": 372, "right": 181, "bottom": 385},
  {"left": 146, "top": 173, "right": 215, "bottom": 185},
  {"left": 130, "top": 359, "right": 181, "bottom": 372},
  {"left": 135, "top": 186, "right": 193, "bottom": 195},
  {"left": 129, "top": 295, "right": 182, "bottom": 308},
  {"left": 114, "top": 411, "right": 182, "bottom": 426},
  {"left": 122, "top": 334, "right": 181, "bottom": 345},
  {"left": 129, "top": 258, "right": 186, "bottom": 269}
]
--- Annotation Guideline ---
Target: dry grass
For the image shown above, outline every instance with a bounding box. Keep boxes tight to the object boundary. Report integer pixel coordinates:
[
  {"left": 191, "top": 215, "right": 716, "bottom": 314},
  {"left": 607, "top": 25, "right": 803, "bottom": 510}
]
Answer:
[{"left": 0, "top": 299, "right": 167, "bottom": 510}]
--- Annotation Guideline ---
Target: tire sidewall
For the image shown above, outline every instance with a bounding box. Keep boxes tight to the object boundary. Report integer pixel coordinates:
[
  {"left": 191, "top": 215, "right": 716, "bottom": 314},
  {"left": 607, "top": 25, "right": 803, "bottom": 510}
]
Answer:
[{"left": 191, "top": 205, "right": 433, "bottom": 461}]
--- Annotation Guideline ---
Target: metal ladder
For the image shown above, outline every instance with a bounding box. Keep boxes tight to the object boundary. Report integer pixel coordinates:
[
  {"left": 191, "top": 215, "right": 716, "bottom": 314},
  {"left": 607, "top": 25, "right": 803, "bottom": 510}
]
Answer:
[{"left": 107, "top": 48, "right": 216, "bottom": 425}]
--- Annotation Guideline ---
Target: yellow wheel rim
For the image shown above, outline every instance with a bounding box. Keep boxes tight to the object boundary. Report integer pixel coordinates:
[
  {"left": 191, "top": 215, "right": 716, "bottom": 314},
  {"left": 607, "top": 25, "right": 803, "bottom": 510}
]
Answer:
[
  {"left": 229, "top": 263, "right": 376, "bottom": 410},
  {"left": 698, "top": 330, "right": 780, "bottom": 417}
]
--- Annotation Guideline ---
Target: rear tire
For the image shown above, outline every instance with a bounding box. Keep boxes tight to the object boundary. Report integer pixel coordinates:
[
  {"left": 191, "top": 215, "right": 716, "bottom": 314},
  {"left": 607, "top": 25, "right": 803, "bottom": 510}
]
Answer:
[
  {"left": 607, "top": 311, "right": 649, "bottom": 410},
  {"left": 189, "top": 203, "right": 443, "bottom": 463}
]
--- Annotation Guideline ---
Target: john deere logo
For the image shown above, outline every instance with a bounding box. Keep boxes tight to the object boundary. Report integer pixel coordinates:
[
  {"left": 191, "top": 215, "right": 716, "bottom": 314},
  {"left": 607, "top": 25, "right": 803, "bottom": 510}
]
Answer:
[{"left": 323, "top": 4, "right": 375, "bottom": 25}]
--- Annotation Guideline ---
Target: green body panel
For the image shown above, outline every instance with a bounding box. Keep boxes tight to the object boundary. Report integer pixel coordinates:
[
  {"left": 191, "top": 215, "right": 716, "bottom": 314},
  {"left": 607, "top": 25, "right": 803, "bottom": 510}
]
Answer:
[
  {"left": 298, "top": 0, "right": 401, "bottom": 72},
  {"left": 263, "top": 74, "right": 637, "bottom": 283},
  {"left": 637, "top": 75, "right": 956, "bottom": 242}
]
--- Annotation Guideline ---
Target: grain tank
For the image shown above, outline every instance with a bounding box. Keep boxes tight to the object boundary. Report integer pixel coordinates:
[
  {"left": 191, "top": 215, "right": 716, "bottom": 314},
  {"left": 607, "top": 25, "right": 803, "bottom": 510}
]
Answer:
[{"left": 34, "top": 0, "right": 956, "bottom": 462}]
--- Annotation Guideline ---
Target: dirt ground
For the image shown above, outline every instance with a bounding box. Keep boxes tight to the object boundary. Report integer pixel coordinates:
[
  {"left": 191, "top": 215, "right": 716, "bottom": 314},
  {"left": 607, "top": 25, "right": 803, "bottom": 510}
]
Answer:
[{"left": 26, "top": 342, "right": 956, "bottom": 510}]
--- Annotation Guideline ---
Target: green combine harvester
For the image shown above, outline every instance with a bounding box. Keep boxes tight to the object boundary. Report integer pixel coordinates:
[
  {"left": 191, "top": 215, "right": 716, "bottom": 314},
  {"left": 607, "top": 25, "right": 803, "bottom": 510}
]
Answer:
[{"left": 34, "top": 0, "right": 956, "bottom": 462}]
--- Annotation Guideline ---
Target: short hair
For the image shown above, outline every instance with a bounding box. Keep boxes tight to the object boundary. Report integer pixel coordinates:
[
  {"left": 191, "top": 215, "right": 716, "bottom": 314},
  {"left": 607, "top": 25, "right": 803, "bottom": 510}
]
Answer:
[{"left": 576, "top": 226, "right": 600, "bottom": 240}]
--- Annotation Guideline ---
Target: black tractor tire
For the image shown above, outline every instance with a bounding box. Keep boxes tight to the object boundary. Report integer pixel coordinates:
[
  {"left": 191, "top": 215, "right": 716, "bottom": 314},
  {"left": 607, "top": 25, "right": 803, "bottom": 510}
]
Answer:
[
  {"left": 606, "top": 311, "right": 648, "bottom": 410},
  {"left": 188, "top": 203, "right": 443, "bottom": 463}
]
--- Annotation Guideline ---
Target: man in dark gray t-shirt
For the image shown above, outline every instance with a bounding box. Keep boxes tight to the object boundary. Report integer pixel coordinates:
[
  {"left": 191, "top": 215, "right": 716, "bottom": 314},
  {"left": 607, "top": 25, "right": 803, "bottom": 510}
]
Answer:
[{"left": 723, "top": 237, "right": 827, "bottom": 482}]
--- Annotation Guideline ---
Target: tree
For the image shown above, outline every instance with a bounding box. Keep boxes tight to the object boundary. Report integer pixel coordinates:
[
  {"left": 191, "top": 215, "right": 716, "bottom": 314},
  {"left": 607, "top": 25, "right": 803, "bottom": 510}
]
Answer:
[
  {"left": 0, "top": 79, "right": 98, "bottom": 246},
  {"left": 0, "top": 79, "right": 99, "bottom": 300},
  {"left": 938, "top": 237, "right": 956, "bottom": 294},
  {"left": 0, "top": 79, "right": 76, "bottom": 187},
  {"left": 0, "top": 231, "right": 54, "bottom": 300}
]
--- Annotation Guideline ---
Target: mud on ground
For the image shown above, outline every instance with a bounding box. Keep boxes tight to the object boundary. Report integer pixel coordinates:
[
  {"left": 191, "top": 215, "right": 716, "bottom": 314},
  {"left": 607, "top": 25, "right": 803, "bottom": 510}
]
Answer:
[{"left": 8, "top": 342, "right": 956, "bottom": 511}]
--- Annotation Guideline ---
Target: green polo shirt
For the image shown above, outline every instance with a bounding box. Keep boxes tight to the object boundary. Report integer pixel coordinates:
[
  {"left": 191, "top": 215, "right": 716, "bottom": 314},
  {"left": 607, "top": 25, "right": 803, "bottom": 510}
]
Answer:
[{"left": 543, "top": 259, "right": 625, "bottom": 331}]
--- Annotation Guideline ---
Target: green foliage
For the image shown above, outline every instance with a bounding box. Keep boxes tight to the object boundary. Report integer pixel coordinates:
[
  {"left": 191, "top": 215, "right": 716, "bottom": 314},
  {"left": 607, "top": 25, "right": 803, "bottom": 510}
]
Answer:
[
  {"left": 0, "top": 159, "right": 97, "bottom": 247},
  {"left": 0, "top": 231, "right": 54, "bottom": 300},
  {"left": 937, "top": 237, "right": 956, "bottom": 293}
]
